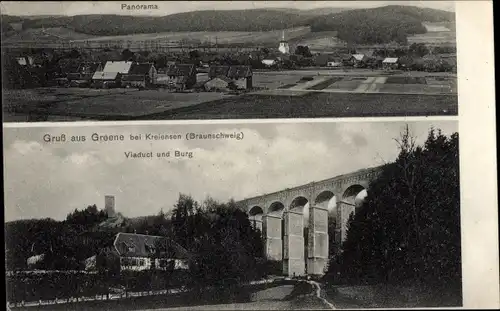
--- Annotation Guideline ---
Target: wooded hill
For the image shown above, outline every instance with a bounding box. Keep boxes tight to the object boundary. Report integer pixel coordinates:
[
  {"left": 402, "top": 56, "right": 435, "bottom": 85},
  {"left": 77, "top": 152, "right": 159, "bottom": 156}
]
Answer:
[
  {"left": 310, "top": 5, "right": 455, "bottom": 44},
  {"left": 2, "top": 5, "right": 455, "bottom": 44}
]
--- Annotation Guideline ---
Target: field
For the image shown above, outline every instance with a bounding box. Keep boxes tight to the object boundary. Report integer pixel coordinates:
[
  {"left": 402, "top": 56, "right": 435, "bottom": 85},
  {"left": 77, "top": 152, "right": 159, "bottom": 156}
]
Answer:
[
  {"left": 288, "top": 31, "right": 344, "bottom": 51},
  {"left": 9, "top": 280, "right": 328, "bottom": 311},
  {"left": 408, "top": 22, "right": 456, "bottom": 46},
  {"left": 3, "top": 27, "right": 312, "bottom": 47},
  {"left": 408, "top": 32, "right": 456, "bottom": 45},
  {"left": 2, "top": 69, "right": 457, "bottom": 121},
  {"left": 252, "top": 71, "right": 457, "bottom": 95},
  {"left": 3, "top": 88, "right": 233, "bottom": 120},
  {"left": 3, "top": 22, "right": 456, "bottom": 49},
  {"left": 324, "top": 284, "right": 462, "bottom": 309},
  {"left": 139, "top": 92, "right": 457, "bottom": 120}
]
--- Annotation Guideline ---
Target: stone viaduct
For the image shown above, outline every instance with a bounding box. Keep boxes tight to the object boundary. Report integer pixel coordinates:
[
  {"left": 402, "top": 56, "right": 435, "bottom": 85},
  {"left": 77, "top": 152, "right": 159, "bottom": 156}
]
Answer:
[{"left": 237, "top": 166, "right": 382, "bottom": 277}]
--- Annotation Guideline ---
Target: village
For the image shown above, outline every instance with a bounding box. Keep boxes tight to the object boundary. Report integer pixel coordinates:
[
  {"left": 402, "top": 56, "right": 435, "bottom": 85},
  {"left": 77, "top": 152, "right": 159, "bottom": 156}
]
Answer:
[
  {"left": 5, "top": 29, "right": 457, "bottom": 92},
  {"left": 2, "top": 29, "right": 458, "bottom": 121}
]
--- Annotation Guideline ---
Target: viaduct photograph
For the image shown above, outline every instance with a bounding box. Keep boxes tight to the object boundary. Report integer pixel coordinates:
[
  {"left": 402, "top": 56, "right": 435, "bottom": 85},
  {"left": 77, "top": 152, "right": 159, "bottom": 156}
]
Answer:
[{"left": 4, "top": 120, "right": 461, "bottom": 310}]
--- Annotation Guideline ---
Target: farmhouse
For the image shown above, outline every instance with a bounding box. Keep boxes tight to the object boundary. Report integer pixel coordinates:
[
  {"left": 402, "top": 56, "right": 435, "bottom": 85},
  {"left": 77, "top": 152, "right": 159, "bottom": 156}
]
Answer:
[
  {"left": 122, "top": 63, "right": 157, "bottom": 88},
  {"left": 262, "top": 58, "right": 279, "bottom": 67},
  {"left": 314, "top": 54, "right": 340, "bottom": 67},
  {"left": 208, "top": 65, "right": 230, "bottom": 80},
  {"left": 67, "top": 62, "right": 103, "bottom": 86},
  {"left": 206, "top": 65, "right": 252, "bottom": 90},
  {"left": 327, "top": 60, "right": 342, "bottom": 67},
  {"left": 350, "top": 54, "right": 368, "bottom": 67},
  {"left": 26, "top": 254, "right": 45, "bottom": 268},
  {"left": 16, "top": 56, "right": 34, "bottom": 67},
  {"left": 92, "top": 61, "right": 133, "bottom": 87},
  {"left": 227, "top": 65, "right": 253, "bottom": 89},
  {"left": 156, "top": 64, "right": 197, "bottom": 90},
  {"left": 204, "top": 76, "right": 232, "bottom": 91},
  {"left": 114, "top": 233, "right": 189, "bottom": 271},
  {"left": 382, "top": 57, "right": 399, "bottom": 70}
]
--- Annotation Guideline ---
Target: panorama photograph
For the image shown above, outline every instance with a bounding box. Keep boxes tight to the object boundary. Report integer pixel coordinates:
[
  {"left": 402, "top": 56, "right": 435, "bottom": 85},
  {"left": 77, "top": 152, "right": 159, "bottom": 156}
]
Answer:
[{"left": 1, "top": 1, "right": 457, "bottom": 122}]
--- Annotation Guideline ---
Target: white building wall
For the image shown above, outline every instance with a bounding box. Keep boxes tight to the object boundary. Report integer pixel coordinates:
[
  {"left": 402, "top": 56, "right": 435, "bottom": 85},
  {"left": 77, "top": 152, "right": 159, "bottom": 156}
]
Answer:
[
  {"left": 233, "top": 78, "right": 247, "bottom": 90},
  {"left": 120, "top": 257, "right": 152, "bottom": 271}
]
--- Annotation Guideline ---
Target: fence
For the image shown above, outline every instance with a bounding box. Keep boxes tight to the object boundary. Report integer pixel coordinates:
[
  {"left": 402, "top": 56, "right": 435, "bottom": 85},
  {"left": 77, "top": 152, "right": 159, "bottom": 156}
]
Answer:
[
  {"left": 6, "top": 270, "right": 189, "bottom": 306},
  {"left": 6, "top": 278, "right": 280, "bottom": 308},
  {"left": 6, "top": 288, "right": 185, "bottom": 308}
]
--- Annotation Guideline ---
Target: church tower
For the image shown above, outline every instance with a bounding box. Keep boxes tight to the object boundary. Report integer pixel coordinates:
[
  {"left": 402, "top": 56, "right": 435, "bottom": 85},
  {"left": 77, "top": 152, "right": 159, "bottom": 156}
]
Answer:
[
  {"left": 278, "top": 30, "right": 290, "bottom": 54},
  {"left": 105, "top": 195, "right": 116, "bottom": 218}
]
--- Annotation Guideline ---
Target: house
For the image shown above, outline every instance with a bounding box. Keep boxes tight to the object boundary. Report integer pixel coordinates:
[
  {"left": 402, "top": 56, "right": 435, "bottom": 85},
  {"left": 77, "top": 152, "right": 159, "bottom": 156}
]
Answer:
[
  {"left": 327, "top": 60, "right": 342, "bottom": 67},
  {"left": 156, "top": 64, "right": 196, "bottom": 90},
  {"left": 262, "top": 58, "right": 279, "bottom": 67},
  {"left": 204, "top": 76, "right": 232, "bottom": 91},
  {"left": 206, "top": 65, "right": 253, "bottom": 90},
  {"left": 16, "top": 56, "right": 34, "bottom": 67},
  {"left": 121, "top": 63, "right": 157, "bottom": 88},
  {"left": 59, "top": 61, "right": 81, "bottom": 77},
  {"left": 350, "top": 54, "right": 368, "bottom": 67},
  {"left": 314, "top": 54, "right": 335, "bottom": 67},
  {"left": 27, "top": 254, "right": 45, "bottom": 268},
  {"left": 398, "top": 56, "right": 415, "bottom": 70},
  {"left": 208, "top": 65, "right": 230, "bottom": 80},
  {"left": 92, "top": 61, "right": 133, "bottom": 87},
  {"left": 382, "top": 57, "right": 399, "bottom": 70},
  {"left": 67, "top": 62, "right": 103, "bottom": 86},
  {"left": 113, "top": 233, "right": 189, "bottom": 271},
  {"left": 201, "top": 54, "right": 218, "bottom": 65},
  {"left": 227, "top": 65, "right": 253, "bottom": 89}
]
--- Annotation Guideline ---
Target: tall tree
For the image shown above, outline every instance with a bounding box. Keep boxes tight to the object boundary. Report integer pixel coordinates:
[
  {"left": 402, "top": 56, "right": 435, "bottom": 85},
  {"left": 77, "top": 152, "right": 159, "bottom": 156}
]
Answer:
[
  {"left": 171, "top": 194, "right": 198, "bottom": 250},
  {"left": 325, "top": 127, "right": 460, "bottom": 290}
]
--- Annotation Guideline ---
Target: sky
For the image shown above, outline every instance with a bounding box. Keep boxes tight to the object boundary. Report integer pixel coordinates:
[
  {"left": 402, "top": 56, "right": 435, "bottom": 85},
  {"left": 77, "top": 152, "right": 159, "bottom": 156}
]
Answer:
[
  {"left": 3, "top": 121, "right": 458, "bottom": 222},
  {"left": 0, "top": 1, "right": 455, "bottom": 16}
]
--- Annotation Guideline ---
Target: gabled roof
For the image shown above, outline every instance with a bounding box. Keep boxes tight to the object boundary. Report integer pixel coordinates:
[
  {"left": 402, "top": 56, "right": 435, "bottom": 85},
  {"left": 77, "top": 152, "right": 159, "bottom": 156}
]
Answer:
[
  {"left": 113, "top": 233, "right": 189, "bottom": 259},
  {"left": 92, "top": 71, "right": 119, "bottom": 80},
  {"left": 208, "top": 66, "right": 230, "bottom": 79},
  {"left": 351, "top": 54, "right": 366, "bottom": 61},
  {"left": 16, "top": 57, "right": 28, "bottom": 66},
  {"left": 382, "top": 57, "right": 399, "bottom": 64},
  {"left": 262, "top": 59, "right": 277, "bottom": 65},
  {"left": 207, "top": 76, "right": 232, "bottom": 84},
  {"left": 128, "top": 63, "right": 154, "bottom": 75},
  {"left": 122, "top": 74, "right": 146, "bottom": 81},
  {"left": 67, "top": 73, "right": 94, "bottom": 80},
  {"left": 228, "top": 65, "right": 252, "bottom": 79},
  {"left": 103, "top": 61, "right": 133, "bottom": 74},
  {"left": 265, "top": 53, "right": 281, "bottom": 60},
  {"left": 166, "top": 64, "right": 195, "bottom": 77},
  {"left": 75, "top": 63, "right": 102, "bottom": 74},
  {"left": 60, "top": 62, "right": 80, "bottom": 73}
]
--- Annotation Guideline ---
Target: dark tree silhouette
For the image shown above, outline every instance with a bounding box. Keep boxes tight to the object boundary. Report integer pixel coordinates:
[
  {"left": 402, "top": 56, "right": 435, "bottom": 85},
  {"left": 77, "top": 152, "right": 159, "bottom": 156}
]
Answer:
[
  {"left": 295, "top": 45, "right": 312, "bottom": 57},
  {"left": 325, "top": 126, "right": 460, "bottom": 294}
]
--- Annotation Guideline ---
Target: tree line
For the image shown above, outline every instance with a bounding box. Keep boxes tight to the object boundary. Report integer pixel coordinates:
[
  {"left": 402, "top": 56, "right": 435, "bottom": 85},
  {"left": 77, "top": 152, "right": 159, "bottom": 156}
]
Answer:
[
  {"left": 324, "top": 127, "right": 460, "bottom": 295},
  {"left": 6, "top": 194, "right": 270, "bottom": 301}
]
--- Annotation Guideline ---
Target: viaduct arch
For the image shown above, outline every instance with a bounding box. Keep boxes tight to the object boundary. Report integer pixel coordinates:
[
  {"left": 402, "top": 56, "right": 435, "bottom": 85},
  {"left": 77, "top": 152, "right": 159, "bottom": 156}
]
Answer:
[{"left": 237, "top": 167, "right": 382, "bottom": 276}]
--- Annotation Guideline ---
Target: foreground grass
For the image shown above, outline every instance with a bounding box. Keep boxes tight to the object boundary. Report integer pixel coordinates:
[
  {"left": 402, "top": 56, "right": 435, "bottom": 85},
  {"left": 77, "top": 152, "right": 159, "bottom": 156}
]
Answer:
[
  {"left": 140, "top": 92, "right": 458, "bottom": 120},
  {"left": 3, "top": 89, "right": 458, "bottom": 122},
  {"left": 324, "top": 283, "right": 462, "bottom": 309},
  {"left": 10, "top": 280, "right": 303, "bottom": 311}
]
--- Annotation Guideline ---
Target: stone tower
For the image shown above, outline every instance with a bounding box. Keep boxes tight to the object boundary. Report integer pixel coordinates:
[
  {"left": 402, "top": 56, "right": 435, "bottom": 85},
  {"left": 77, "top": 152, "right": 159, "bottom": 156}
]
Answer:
[
  {"left": 105, "top": 195, "right": 116, "bottom": 218},
  {"left": 278, "top": 30, "right": 290, "bottom": 54}
]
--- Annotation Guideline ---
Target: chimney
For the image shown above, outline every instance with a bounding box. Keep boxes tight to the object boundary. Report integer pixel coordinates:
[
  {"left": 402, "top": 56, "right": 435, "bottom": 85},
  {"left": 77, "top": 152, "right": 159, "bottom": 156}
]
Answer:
[{"left": 105, "top": 195, "right": 116, "bottom": 217}]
